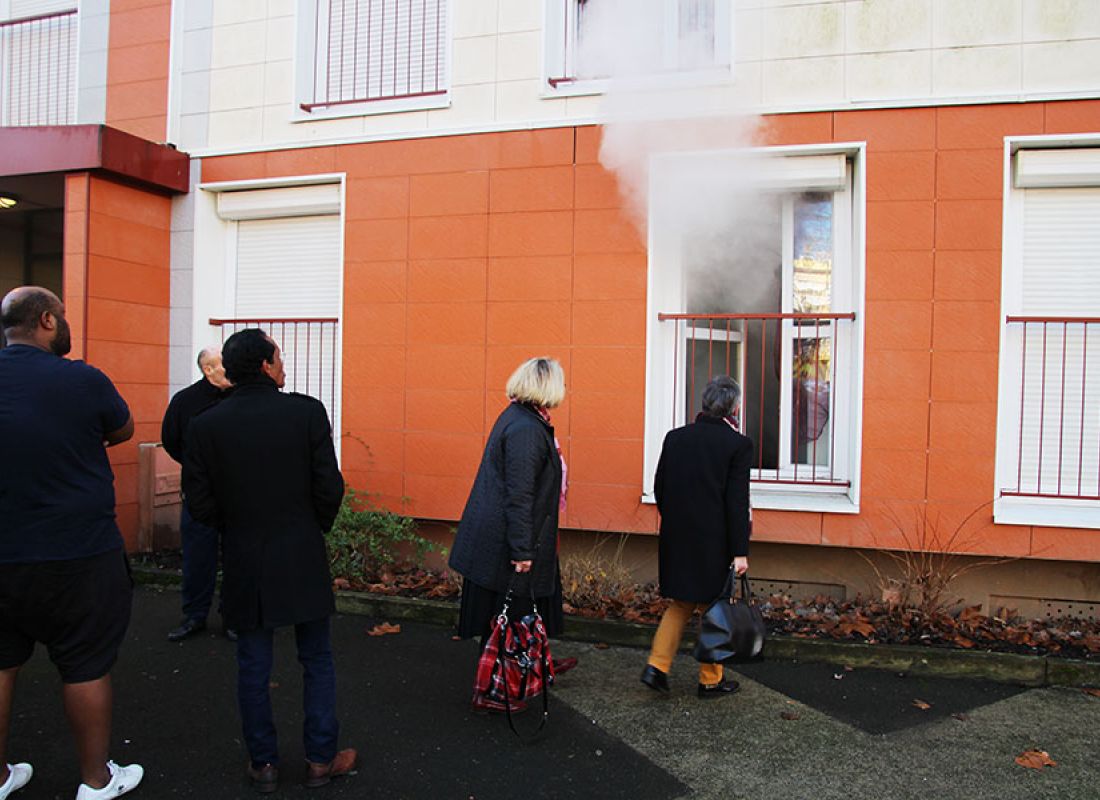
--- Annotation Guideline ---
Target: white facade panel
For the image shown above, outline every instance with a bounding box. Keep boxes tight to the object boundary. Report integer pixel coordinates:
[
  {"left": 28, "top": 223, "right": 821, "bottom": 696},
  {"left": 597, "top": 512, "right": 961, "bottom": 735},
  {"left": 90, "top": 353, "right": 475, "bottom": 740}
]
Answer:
[
  {"left": 174, "top": 0, "right": 1100, "bottom": 155},
  {"left": 932, "top": 45, "right": 1022, "bottom": 98},
  {"left": 932, "top": 0, "right": 1022, "bottom": 49},
  {"left": 844, "top": 0, "right": 931, "bottom": 54}
]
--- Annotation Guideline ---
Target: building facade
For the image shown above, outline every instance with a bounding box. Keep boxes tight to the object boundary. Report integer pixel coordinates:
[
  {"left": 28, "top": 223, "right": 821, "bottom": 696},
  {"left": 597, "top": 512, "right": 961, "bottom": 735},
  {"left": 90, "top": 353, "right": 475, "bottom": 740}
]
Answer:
[{"left": 2, "top": 0, "right": 1099, "bottom": 615}]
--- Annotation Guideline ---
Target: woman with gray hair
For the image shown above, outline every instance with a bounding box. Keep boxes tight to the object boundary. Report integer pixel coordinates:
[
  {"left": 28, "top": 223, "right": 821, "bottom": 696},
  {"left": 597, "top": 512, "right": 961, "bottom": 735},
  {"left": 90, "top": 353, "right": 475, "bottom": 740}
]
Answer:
[
  {"left": 449, "top": 357, "right": 574, "bottom": 713},
  {"left": 642, "top": 374, "right": 753, "bottom": 698}
]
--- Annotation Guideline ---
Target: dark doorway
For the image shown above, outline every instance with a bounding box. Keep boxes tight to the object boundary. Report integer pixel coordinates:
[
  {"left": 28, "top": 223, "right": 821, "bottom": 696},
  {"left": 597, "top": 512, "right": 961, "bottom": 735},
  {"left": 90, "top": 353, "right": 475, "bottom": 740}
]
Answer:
[{"left": 0, "top": 174, "right": 65, "bottom": 300}]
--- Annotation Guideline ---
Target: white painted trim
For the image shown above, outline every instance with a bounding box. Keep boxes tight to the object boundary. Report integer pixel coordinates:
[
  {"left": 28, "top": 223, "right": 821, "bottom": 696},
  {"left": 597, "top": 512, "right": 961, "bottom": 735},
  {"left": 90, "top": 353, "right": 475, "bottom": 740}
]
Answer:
[
  {"left": 181, "top": 91, "right": 1100, "bottom": 161},
  {"left": 995, "top": 497, "right": 1100, "bottom": 530},
  {"left": 199, "top": 174, "right": 345, "bottom": 192},
  {"left": 188, "top": 116, "right": 604, "bottom": 157},
  {"left": 166, "top": 0, "right": 182, "bottom": 145},
  {"left": 216, "top": 183, "right": 342, "bottom": 220},
  {"left": 642, "top": 486, "right": 859, "bottom": 515},
  {"left": 1009, "top": 133, "right": 1100, "bottom": 152}
]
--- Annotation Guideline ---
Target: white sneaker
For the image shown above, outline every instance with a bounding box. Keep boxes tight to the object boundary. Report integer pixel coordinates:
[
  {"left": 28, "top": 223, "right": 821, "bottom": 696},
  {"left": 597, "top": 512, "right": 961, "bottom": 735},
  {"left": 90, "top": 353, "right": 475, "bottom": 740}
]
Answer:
[
  {"left": 0, "top": 763, "right": 32, "bottom": 799},
  {"left": 75, "top": 761, "right": 143, "bottom": 800}
]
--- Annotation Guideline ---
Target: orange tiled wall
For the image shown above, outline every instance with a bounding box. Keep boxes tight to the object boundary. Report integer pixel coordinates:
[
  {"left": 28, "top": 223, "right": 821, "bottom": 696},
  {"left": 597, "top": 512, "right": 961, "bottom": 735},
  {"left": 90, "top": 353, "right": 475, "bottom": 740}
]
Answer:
[
  {"left": 63, "top": 173, "right": 171, "bottom": 550},
  {"left": 201, "top": 99, "right": 1100, "bottom": 562},
  {"left": 105, "top": 0, "right": 172, "bottom": 142}
]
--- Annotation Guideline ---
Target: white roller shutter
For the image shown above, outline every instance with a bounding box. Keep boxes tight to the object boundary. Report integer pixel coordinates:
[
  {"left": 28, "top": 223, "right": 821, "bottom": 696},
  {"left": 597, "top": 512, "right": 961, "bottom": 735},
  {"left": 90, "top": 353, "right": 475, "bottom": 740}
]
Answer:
[
  {"left": 1014, "top": 187, "right": 1100, "bottom": 498},
  {"left": 235, "top": 215, "right": 341, "bottom": 318},
  {"left": 231, "top": 214, "right": 342, "bottom": 433}
]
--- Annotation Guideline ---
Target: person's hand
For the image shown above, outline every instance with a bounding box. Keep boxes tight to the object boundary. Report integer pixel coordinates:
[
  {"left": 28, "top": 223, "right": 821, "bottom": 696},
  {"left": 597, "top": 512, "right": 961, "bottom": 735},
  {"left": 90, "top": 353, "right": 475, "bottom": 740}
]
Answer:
[
  {"left": 733, "top": 556, "right": 749, "bottom": 575},
  {"left": 512, "top": 560, "right": 533, "bottom": 573}
]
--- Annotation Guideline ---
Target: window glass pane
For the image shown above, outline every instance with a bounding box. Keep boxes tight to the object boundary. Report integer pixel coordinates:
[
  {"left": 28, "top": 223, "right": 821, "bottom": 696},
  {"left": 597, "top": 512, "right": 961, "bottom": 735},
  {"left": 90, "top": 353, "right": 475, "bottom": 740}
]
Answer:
[{"left": 792, "top": 192, "right": 833, "bottom": 313}]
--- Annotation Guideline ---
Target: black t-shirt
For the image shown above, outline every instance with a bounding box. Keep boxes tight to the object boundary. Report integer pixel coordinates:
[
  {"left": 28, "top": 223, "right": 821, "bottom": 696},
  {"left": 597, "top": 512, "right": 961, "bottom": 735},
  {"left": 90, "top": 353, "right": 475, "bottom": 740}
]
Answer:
[{"left": 0, "top": 344, "right": 130, "bottom": 563}]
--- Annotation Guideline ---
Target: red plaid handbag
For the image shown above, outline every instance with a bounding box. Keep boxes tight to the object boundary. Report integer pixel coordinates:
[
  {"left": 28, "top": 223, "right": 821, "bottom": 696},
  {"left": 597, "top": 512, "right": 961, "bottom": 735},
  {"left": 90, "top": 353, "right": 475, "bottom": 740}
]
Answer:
[{"left": 474, "top": 600, "right": 555, "bottom": 736}]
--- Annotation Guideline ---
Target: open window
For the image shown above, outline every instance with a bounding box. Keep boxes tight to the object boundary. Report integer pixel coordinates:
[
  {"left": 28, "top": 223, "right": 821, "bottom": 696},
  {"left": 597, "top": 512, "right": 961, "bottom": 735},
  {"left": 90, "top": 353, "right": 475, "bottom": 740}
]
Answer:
[
  {"left": 545, "top": 0, "right": 732, "bottom": 92},
  {"left": 297, "top": 0, "right": 450, "bottom": 118},
  {"left": 645, "top": 148, "right": 864, "bottom": 512}
]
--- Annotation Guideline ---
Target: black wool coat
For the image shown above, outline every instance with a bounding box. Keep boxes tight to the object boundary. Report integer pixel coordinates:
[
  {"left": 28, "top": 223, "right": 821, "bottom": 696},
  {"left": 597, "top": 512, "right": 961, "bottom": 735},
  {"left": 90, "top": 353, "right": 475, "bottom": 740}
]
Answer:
[
  {"left": 182, "top": 381, "right": 345, "bottom": 632},
  {"left": 654, "top": 416, "right": 753, "bottom": 604},
  {"left": 449, "top": 402, "right": 562, "bottom": 597}
]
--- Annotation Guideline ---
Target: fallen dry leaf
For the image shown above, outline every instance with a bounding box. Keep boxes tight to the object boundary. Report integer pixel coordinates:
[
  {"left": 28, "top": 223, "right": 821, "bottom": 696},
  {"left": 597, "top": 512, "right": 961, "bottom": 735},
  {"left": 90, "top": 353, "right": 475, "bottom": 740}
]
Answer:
[
  {"left": 1015, "top": 749, "right": 1057, "bottom": 770},
  {"left": 912, "top": 699, "right": 931, "bottom": 710},
  {"left": 780, "top": 711, "right": 801, "bottom": 721},
  {"left": 593, "top": 642, "right": 610, "bottom": 650},
  {"left": 1082, "top": 688, "right": 1100, "bottom": 698},
  {"left": 951, "top": 712, "right": 970, "bottom": 721},
  {"left": 366, "top": 622, "right": 401, "bottom": 637}
]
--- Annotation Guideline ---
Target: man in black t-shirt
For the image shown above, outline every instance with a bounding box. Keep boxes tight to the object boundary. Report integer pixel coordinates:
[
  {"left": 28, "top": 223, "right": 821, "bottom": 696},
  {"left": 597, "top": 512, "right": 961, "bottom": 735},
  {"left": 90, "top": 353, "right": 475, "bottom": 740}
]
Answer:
[
  {"left": 0, "top": 286, "right": 144, "bottom": 800},
  {"left": 161, "top": 347, "right": 231, "bottom": 642}
]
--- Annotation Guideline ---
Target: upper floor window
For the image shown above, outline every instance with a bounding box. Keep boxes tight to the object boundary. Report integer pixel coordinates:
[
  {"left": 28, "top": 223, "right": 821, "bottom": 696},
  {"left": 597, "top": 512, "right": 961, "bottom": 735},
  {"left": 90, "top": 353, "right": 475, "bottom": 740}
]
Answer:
[
  {"left": 297, "top": 0, "right": 449, "bottom": 117},
  {"left": 546, "top": 0, "right": 732, "bottom": 91},
  {"left": 0, "top": 0, "right": 78, "bottom": 126}
]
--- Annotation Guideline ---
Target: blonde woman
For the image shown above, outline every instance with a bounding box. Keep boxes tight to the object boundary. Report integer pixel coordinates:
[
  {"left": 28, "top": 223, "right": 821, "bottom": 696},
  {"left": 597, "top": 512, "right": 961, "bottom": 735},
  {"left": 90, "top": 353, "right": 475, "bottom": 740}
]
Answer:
[{"left": 449, "top": 357, "right": 575, "bottom": 713}]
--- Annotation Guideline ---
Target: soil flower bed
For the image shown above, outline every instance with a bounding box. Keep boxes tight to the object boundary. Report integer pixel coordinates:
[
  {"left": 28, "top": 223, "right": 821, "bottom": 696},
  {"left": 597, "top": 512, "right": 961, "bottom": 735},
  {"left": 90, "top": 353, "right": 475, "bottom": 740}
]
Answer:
[{"left": 134, "top": 553, "right": 1100, "bottom": 661}]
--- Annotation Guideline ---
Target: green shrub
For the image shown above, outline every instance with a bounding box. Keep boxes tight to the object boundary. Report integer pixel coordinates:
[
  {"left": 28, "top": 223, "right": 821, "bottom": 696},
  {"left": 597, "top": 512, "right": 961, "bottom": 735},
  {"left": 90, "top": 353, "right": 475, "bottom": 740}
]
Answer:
[{"left": 326, "top": 487, "right": 438, "bottom": 583}]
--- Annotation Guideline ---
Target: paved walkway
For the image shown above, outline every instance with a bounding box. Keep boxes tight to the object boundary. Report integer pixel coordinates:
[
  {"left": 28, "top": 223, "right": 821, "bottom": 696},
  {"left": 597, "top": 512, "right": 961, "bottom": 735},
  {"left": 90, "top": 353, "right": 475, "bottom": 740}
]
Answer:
[{"left": 8, "top": 587, "right": 1100, "bottom": 799}]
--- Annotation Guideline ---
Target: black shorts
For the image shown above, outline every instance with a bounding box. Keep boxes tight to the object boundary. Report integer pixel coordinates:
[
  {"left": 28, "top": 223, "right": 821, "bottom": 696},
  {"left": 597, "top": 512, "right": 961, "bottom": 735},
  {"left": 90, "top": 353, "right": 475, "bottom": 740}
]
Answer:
[{"left": 0, "top": 548, "right": 133, "bottom": 683}]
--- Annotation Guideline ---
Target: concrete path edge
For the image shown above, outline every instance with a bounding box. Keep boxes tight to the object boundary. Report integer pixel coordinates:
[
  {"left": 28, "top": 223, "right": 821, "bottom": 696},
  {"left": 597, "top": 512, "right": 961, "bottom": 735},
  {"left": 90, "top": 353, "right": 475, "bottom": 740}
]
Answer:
[{"left": 131, "top": 565, "right": 1100, "bottom": 688}]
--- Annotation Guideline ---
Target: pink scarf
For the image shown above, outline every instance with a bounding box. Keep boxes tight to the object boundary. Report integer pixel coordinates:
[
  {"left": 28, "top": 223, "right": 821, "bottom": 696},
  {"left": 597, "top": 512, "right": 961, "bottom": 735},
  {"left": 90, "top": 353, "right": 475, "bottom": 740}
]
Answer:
[{"left": 524, "top": 402, "right": 568, "bottom": 512}]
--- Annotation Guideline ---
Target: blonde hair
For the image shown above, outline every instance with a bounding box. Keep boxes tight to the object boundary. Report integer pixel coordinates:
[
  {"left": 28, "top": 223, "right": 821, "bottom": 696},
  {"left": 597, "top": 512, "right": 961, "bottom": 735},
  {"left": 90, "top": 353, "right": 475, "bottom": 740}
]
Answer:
[{"left": 506, "top": 357, "right": 565, "bottom": 408}]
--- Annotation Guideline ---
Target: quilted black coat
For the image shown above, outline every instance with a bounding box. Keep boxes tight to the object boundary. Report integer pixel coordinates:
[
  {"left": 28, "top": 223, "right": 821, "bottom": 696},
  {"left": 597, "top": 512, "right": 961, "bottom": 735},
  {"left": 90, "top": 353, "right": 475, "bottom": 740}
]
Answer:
[
  {"left": 449, "top": 402, "right": 562, "bottom": 596},
  {"left": 654, "top": 416, "right": 753, "bottom": 604}
]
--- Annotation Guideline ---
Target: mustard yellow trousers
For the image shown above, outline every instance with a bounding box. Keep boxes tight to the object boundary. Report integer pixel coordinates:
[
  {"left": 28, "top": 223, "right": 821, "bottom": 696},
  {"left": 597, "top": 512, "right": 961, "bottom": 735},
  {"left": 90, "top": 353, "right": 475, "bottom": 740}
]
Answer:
[{"left": 647, "top": 599, "right": 724, "bottom": 685}]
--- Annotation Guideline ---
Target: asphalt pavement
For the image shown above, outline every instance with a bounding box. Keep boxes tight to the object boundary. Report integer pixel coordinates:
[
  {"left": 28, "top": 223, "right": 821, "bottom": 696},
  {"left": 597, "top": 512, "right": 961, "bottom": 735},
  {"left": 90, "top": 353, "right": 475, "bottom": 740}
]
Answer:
[{"left": 7, "top": 587, "right": 1100, "bottom": 800}]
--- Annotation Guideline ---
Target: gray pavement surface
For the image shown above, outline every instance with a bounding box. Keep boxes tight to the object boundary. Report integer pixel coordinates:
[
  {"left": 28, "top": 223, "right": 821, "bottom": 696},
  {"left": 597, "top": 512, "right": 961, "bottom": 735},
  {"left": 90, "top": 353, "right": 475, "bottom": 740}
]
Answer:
[{"left": 8, "top": 586, "right": 1100, "bottom": 800}]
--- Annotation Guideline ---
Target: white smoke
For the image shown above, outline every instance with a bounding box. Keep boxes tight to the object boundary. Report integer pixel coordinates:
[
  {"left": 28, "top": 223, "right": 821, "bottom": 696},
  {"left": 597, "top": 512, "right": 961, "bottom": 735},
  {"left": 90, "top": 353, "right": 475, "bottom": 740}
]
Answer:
[{"left": 578, "top": 0, "right": 775, "bottom": 312}]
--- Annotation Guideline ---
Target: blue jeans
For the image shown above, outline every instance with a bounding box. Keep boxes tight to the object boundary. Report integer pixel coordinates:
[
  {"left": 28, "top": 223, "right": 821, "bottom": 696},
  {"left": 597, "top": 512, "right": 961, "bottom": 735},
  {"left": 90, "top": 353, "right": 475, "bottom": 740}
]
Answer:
[
  {"left": 180, "top": 502, "right": 219, "bottom": 623},
  {"left": 236, "top": 617, "right": 339, "bottom": 767}
]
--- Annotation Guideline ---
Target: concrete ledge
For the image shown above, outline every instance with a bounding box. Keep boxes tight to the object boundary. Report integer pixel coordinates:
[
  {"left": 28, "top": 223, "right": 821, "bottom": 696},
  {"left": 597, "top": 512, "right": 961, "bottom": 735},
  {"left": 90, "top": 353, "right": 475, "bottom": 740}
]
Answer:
[{"left": 130, "top": 566, "right": 1100, "bottom": 688}]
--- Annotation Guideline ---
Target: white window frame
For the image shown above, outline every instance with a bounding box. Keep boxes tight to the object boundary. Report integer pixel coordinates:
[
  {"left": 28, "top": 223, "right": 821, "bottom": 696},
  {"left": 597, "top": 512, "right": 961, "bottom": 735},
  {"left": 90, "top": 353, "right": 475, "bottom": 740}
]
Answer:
[
  {"left": 994, "top": 135, "right": 1100, "bottom": 530},
  {"left": 0, "top": 1, "right": 77, "bottom": 20},
  {"left": 543, "top": 0, "right": 735, "bottom": 98},
  {"left": 0, "top": 0, "right": 79, "bottom": 126},
  {"left": 293, "top": 0, "right": 452, "bottom": 122},
  {"left": 643, "top": 143, "right": 866, "bottom": 514},
  {"left": 192, "top": 174, "right": 347, "bottom": 458}
]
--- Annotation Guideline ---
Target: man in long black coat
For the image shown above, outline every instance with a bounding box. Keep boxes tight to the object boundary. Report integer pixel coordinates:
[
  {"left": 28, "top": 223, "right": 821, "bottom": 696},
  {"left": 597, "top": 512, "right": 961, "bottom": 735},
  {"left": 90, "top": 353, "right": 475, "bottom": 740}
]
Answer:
[
  {"left": 183, "top": 328, "right": 355, "bottom": 792},
  {"left": 641, "top": 375, "right": 752, "bottom": 698}
]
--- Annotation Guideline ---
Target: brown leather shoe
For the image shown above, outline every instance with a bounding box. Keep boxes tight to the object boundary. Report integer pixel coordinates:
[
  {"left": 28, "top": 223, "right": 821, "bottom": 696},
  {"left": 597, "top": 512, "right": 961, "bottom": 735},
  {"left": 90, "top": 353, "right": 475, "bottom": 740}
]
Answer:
[
  {"left": 247, "top": 762, "right": 278, "bottom": 794},
  {"left": 305, "top": 748, "right": 357, "bottom": 788}
]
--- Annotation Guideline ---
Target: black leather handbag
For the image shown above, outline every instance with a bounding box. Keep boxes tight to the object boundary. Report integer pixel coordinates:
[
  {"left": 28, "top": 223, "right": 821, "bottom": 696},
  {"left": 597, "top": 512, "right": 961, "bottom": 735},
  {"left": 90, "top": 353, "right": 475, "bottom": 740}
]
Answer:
[{"left": 693, "top": 571, "right": 766, "bottom": 664}]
